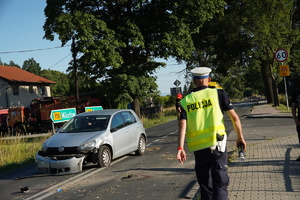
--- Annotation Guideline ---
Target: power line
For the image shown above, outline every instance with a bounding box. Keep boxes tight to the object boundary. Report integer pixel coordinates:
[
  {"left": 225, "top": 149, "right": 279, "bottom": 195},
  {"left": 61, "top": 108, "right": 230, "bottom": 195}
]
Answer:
[
  {"left": 0, "top": 45, "right": 71, "bottom": 54},
  {"left": 49, "top": 53, "right": 72, "bottom": 70}
]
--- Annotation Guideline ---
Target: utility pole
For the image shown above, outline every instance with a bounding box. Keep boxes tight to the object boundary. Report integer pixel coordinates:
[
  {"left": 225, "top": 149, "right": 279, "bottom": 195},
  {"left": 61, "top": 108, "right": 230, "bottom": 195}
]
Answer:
[{"left": 72, "top": 36, "right": 80, "bottom": 114}]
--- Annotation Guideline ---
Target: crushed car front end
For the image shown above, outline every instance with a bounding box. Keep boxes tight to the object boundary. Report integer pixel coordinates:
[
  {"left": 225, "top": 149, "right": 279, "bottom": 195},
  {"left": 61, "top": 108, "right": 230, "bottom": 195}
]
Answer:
[
  {"left": 36, "top": 152, "right": 85, "bottom": 174},
  {"left": 35, "top": 144, "right": 97, "bottom": 175}
]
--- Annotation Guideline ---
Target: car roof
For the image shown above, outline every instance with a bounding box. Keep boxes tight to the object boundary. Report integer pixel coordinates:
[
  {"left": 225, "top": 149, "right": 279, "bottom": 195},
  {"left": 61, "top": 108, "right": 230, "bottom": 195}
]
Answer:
[{"left": 76, "top": 109, "right": 134, "bottom": 117}]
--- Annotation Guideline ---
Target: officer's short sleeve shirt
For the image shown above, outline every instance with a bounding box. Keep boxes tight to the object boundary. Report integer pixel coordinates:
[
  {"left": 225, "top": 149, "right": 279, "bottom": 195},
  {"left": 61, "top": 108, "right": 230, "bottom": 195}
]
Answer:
[
  {"left": 291, "top": 89, "right": 300, "bottom": 120},
  {"left": 179, "top": 86, "right": 233, "bottom": 120}
]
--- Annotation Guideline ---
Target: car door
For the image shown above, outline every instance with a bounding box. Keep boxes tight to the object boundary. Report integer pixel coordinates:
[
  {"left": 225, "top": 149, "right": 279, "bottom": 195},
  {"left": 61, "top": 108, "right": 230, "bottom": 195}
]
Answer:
[
  {"left": 120, "top": 111, "right": 140, "bottom": 151},
  {"left": 110, "top": 112, "right": 130, "bottom": 158}
]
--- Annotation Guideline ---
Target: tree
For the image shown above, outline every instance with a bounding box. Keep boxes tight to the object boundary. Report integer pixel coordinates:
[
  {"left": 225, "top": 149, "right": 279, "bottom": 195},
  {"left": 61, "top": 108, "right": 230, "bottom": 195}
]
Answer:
[
  {"left": 235, "top": 0, "right": 300, "bottom": 105},
  {"left": 40, "top": 69, "right": 71, "bottom": 96},
  {"left": 185, "top": 0, "right": 300, "bottom": 105},
  {"left": 43, "top": 0, "right": 226, "bottom": 117},
  {"left": 4, "top": 60, "right": 21, "bottom": 68},
  {"left": 182, "top": 1, "right": 251, "bottom": 98},
  {"left": 0, "top": 58, "right": 21, "bottom": 68},
  {"left": 22, "top": 58, "right": 42, "bottom": 75}
]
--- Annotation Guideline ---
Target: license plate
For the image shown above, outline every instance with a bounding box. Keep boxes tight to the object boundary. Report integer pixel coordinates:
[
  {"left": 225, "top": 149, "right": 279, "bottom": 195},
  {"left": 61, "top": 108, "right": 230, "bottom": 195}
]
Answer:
[{"left": 38, "top": 161, "right": 50, "bottom": 168}]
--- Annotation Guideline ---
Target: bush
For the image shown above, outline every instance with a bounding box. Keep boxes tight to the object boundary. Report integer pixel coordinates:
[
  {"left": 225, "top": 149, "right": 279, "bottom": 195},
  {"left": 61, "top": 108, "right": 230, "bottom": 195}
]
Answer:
[
  {"left": 163, "top": 108, "right": 177, "bottom": 116},
  {"left": 279, "top": 94, "right": 288, "bottom": 105},
  {"left": 153, "top": 95, "right": 176, "bottom": 108},
  {"left": 141, "top": 108, "right": 177, "bottom": 129}
]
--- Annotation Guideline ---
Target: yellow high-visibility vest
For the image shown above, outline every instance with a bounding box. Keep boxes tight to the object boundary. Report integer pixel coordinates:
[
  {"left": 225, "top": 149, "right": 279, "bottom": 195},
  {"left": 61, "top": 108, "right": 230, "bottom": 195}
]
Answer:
[{"left": 180, "top": 88, "right": 226, "bottom": 151}]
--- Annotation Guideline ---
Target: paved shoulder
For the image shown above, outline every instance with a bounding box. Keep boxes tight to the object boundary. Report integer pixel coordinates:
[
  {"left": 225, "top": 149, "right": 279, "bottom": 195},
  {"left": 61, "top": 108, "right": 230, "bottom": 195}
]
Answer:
[
  {"left": 228, "top": 134, "right": 300, "bottom": 200},
  {"left": 248, "top": 101, "right": 292, "bottom": 118}
]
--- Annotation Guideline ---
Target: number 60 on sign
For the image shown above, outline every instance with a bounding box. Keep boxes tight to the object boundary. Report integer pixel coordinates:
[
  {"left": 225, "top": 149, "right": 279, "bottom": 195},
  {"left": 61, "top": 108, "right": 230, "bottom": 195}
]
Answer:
[{"left": 274, "top": 49, "right": 288, "bottom": 62}]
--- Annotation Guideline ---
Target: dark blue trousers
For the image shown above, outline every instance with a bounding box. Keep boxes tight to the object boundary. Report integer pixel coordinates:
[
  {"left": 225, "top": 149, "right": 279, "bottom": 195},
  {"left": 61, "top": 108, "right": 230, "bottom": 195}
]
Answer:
[{"left": 194, "top": 148, "right": 229, "bottom": 200}]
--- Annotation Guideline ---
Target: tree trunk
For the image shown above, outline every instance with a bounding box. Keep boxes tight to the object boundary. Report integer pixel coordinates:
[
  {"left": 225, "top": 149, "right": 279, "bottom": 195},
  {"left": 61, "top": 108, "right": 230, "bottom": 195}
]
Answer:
[
  {"left": 261, "top": 62, "right": 279, "bottom": 105},
  {"left": 268, "top": 63, "right": 279, "bottom": 106},
  {"left": 133, "top": 98, "right": 141, "bottom": 119},
  {"left": 271, "top": 74, "right": 280, "bottom": 106},
  {"left": 261, "top": 65, "right": 273, "bottom": 104},
  {"left": 268, "top": 77, "right": 275, "bottom": 104}
]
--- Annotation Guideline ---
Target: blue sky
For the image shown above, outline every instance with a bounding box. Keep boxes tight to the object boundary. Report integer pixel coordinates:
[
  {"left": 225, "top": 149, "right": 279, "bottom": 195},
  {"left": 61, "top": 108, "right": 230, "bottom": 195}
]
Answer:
[{"left": 0, "top": 0, "right": 186, "bottom": 95}]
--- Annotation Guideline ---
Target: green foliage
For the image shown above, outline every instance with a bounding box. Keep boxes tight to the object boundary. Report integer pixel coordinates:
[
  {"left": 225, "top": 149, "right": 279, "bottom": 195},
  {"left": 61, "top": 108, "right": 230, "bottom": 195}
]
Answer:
[
  {"left": 163, "top": 108, "right": 178, "bottom": 117},
  {"left": 141, "top": 109, "right": 177, "bottom": 129},
  {"left": 22, "top": 58, "right": 41, "bottom": 75},
  {"left": 40, "top": 69, "right": 71, "bottom": 96},
  {"left": 183, "top": 0, "right": 300, "bottom": 102},
  {"left": 5, "top": 0, "right": 299, "bottom": 106},
  {"left": 43, "top": 0, "right": 226, "bottom": 113},
  {"left": 244, "top": 88, "right": 257, "bottom": 97},
  {"left": 1, "top": 60, "right": 21, "bottom": 68},
  {"left": 278, "top": 94, "right": 289, "bottom": 107},
  {"left": 230, "top": 0, "right": 299, "bottom": 104},
  {"left": 153, "top": 95, "right": 177, "bottom": 108}
]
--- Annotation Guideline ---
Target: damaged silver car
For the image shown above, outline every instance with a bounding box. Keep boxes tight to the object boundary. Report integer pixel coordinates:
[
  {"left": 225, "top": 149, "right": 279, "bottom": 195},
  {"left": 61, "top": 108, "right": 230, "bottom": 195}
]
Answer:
[{"left": 36, "top": 109, "right": 147, "bottom": 175}]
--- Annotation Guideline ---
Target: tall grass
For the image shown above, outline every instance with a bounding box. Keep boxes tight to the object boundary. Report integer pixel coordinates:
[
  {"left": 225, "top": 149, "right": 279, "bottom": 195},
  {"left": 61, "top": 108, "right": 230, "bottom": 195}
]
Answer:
[{"left": 0, "top": 135, "right": 49, "bottom": 174}]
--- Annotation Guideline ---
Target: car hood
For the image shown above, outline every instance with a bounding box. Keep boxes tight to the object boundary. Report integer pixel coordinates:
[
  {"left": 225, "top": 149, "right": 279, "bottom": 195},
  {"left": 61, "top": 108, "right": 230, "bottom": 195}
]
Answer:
[{"left": 45, "top": 131, "right": 105, "bottom": 147}]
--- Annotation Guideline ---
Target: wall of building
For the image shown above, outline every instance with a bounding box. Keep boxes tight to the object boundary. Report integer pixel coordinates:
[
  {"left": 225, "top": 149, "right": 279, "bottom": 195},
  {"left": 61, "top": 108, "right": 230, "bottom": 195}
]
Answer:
[
  {"left": 0, "top": 79, "right": 9, "bottom": 108},
  {"left": 0, "top": 80, "right": 52, "bottom": 108}
]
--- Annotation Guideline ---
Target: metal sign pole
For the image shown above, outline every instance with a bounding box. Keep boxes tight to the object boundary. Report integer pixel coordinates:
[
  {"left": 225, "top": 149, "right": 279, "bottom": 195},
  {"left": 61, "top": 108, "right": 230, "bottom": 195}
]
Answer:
[
  {"left": 284, "top": 76, "right": 289, "bottom": 110},
  {"left": 275, "top": 49, "right": 289, "bottom": 111},
  {"left": 52, "top": 122, "right": 55, "bottom": 135},
  {"left": 282, "top": 62, "right": 289, "bottom": 111}
]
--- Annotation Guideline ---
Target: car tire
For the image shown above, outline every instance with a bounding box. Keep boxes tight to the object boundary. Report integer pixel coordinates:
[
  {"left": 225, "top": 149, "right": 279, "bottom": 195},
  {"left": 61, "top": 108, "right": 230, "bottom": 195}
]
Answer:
[
  {"left": 14, "top": 125, "right": 25, "bottom": 136},
  {"left": 98, "top": 146, "right": 111, "bottom": 167},
  {"left": 135, "top": 135, "right": 146, "bottom": 155},
  {"left": 41, "top": 122, "right": 53, "bottom": 134}
]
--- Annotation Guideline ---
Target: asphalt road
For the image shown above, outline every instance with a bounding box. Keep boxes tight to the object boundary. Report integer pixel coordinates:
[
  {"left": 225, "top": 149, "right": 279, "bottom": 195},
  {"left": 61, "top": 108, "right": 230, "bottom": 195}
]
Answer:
[{"left": 0, "top": 101, "right": 296, "bottom": 200}]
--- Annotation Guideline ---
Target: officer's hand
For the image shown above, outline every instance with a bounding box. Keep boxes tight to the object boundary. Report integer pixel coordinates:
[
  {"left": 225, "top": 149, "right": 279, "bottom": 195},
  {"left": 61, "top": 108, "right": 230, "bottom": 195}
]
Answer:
[
  {"left": 177, "top": 149, "right": 186, "bottom": 165},
  {"left": 236, "top": 138, "right": 247, "bottom": 151}
]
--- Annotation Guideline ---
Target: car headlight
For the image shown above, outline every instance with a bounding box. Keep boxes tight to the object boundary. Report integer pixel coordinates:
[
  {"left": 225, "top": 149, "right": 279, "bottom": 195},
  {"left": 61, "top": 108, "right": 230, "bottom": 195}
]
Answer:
[
  {"left": 41, "top": 143, "right": 48, "bottom": 152},
  {"left": 77, "top": 140, "right": 96, "bottom": 153}
]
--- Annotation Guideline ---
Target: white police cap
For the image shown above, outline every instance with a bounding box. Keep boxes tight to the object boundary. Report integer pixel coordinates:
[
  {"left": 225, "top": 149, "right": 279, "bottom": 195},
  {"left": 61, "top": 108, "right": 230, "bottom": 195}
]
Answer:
[{"left": 191, "top": 67, "right": 212, "bottom": 79}]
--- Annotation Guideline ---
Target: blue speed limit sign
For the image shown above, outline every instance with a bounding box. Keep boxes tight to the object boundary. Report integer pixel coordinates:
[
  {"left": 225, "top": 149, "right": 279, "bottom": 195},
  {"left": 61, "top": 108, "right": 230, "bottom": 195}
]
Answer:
[{"left": 275, "top": 49, "right": 288, "bottom": 62}]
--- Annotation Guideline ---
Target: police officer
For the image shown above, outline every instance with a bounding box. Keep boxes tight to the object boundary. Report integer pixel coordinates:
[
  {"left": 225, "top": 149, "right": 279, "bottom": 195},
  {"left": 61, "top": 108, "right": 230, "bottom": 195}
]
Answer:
[
  {"left": 176, "top": 67, "right": 246, "bottom": 200},
  {"left": 176, "top": 93, "right": 183, "bottom": 119},
  {"left": 291, "top": 87, "right": 300, "bottom": 161}
]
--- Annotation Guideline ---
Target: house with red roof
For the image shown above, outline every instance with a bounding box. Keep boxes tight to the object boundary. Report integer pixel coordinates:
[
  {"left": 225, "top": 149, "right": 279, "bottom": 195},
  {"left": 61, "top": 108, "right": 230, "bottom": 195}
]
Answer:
[{"left": 0, "top": 65, "right": 56, "bottom": 108}]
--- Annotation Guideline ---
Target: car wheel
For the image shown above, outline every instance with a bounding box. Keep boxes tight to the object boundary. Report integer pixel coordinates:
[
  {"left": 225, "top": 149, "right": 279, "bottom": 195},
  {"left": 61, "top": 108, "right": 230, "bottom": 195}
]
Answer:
[
  {"left": 135, "top": 135, "right": 146, "bottom": 155},
  {"left": 14, "top": 125, "right": 25, "bottom": 136},
  {"left": 98, "top": 146, "right": 111, "bottom": 167},
  {"left": 41, "top": 122, "right": 53, "bottom": 134}
]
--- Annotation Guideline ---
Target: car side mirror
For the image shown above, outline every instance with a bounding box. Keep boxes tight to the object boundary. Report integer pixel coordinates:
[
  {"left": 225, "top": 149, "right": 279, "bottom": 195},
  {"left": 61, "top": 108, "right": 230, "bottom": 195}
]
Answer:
[{"left": 110, "top": 128, "right": 117, "bottom": 132}]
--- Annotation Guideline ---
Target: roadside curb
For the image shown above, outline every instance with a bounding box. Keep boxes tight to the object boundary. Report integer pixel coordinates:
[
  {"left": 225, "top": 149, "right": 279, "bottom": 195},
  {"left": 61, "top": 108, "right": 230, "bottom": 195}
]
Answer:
[
  {"left": 247, "top": 100, "right": 292, "bottom": 118},
  {"left": 247, "top": 114, "right": 292, "bottom": 118}
]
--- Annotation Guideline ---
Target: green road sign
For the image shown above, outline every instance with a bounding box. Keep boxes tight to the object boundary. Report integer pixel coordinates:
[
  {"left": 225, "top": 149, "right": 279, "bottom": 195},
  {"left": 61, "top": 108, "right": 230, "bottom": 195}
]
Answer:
[
  {"left": 85, "top": 106, "right": 103, "bottom": 112},
  {"left": 50, "top": 108, "right": 77, "bottom": 123}
]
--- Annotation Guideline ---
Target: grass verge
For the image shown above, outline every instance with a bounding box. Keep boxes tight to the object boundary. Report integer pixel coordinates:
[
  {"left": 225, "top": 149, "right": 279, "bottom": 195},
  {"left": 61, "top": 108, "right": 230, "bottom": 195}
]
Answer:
[
  {"left": 0, "top": 135, "right": 50, "bottom": 174},
  {"left": 275, "top": 104, "right": 292, "bottom": 113}
]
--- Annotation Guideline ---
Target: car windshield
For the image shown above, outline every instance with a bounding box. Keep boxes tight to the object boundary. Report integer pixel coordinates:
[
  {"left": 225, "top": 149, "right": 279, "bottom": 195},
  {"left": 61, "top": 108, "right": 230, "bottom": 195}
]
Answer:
[{"left": 59, "top": 115, "right": 110, "bottom": 133}]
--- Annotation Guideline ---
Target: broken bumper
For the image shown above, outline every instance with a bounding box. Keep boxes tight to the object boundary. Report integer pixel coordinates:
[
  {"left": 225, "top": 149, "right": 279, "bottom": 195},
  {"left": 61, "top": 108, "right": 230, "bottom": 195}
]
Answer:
[{"left": 35, "top": 153, "right": 85, "bottom": 175}]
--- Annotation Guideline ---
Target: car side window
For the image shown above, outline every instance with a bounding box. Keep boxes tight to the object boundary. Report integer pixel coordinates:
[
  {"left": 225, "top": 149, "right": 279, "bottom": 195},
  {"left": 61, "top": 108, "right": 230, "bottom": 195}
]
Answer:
[
  {"left": 121, "top": 111, "right": 136, "bottom": 126},
  {"left": 111, "top": 113, "right": 125, "bottom": 131}
]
